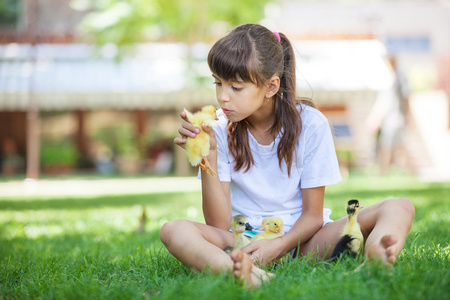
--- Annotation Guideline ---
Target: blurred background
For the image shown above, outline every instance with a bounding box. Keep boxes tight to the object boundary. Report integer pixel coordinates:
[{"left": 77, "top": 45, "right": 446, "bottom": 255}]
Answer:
[{"left": 0, "top": 0, "right": 449, "bottom": 188}]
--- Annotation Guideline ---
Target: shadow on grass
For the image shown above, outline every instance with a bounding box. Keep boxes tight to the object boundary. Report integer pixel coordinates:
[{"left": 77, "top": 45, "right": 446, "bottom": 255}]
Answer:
[
  {"left": 0, "top": 192, "right": 201, "bottom": 211},
  {"left": 0, "top": 225, "right": 164, "bottom": 258},
  {"left": 327, "top": 184, "right": 449, "bottom": 202},
  {"left": 2, "top": 184, "right": 447, "bottom": 212}
]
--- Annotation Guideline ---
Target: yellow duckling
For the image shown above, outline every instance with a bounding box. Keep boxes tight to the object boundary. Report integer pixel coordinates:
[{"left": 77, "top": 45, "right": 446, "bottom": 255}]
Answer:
[
  {"left": 258, "top": 217, "right": 270, "bottom": 231},
  {"left": 225, "top": 215, "right": 254, "bottom": 254},
  {"left": 184, "top": 105, "right": 218, "bottom": 176},
  {"left": 330, "top": 199, "right": 364, "bottom": 261},
  {"left": 251, "top": 217, "right": 284, "bottom": 241}
]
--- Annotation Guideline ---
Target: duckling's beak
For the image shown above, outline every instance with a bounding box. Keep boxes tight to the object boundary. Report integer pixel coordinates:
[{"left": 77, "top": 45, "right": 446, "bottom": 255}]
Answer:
[{"left": 245, "top": 223, "right": 253, "bottom": 231}]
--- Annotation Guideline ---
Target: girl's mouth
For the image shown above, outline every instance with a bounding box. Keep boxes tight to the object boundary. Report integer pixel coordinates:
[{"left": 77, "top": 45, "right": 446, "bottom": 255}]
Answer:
[{"left": 222, "top": 108, "right": 233, "bottom": 115}]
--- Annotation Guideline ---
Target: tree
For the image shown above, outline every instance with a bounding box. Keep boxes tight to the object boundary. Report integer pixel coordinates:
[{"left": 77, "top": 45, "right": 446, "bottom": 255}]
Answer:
[
  {"left": 74, "top": 0, "right": 273, "bottom": 45},
  {"left": 74, "top": 0, "right": 274, "bottom": 88},
  {"left": 73, "top": 0, "right": 273, "bottom": 172},
  {"left": 0, "top": 0, "right": 20, "bottom": 26}
]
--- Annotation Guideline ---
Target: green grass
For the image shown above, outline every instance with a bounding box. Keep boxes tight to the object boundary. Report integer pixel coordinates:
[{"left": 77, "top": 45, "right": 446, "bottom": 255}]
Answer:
[{"left": 1, "top": 175, "right": 449, "bottom": 299}]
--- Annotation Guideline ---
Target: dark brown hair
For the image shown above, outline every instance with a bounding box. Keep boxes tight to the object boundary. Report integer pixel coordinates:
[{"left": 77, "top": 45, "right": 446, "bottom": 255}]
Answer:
[{"left": 208, "top": 24, "right": 312, "bottom": 176}]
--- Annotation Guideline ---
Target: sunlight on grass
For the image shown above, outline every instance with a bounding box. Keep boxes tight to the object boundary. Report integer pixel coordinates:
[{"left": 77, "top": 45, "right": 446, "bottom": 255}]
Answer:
[{"left": 0, "top": 175, "right": 449, "bottom": 299}]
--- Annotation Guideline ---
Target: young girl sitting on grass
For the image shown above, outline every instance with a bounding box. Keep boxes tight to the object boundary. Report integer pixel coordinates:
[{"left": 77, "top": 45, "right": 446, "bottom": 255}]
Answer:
[{"left": 160, "top": 23, "right": 415, "bottom": 287}]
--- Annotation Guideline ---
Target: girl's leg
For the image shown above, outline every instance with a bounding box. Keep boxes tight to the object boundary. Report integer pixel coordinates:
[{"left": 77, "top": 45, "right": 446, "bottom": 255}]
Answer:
[
  {"left": 299, "top": 198, "right": 415, "bottom": 265},
  {"left": 160, "top": 219, "right": 272, "bottom": 285}
]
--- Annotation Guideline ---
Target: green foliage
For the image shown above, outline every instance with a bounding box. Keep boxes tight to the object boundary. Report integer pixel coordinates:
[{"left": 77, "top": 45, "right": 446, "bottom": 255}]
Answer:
[
  {"left": 0, "top": 0, "right": 20, "bottom": 26},
  {"left": 40, "top": 139, "right": 79, "bottom": 167},
  {"left": 76, "top": 0, "right": 273, "bottom": 45},
  {"left": 92, "top": 124, "right": 140, "bottom": 159},
  {"left": 0, "top": 176, "right": 449, "bottom": 299}
]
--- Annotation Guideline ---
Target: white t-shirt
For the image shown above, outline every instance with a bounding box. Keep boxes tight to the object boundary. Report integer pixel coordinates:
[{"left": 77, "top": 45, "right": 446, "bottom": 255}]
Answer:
[{"left": 210, "top": 104, "right": 342, "bottom": 232}]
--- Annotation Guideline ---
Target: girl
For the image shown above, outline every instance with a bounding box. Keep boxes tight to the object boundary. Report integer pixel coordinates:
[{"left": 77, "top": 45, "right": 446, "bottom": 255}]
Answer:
[{"left": 160, "top": 24, "right": 415, "bottom": 286}]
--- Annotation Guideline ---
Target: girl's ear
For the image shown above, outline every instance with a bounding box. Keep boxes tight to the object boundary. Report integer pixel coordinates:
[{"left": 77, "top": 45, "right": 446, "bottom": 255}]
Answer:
[{"left": 265, "top": 75, "right": 280, "bottom": 98}]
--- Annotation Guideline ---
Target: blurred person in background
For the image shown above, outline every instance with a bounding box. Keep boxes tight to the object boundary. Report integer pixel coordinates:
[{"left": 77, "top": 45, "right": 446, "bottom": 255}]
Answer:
[
  {"left": 91, "top": 141, "right": 115, "bottom": 175},
  {"left": 367, "top": 56, "right": 410, "bottom": 176}
]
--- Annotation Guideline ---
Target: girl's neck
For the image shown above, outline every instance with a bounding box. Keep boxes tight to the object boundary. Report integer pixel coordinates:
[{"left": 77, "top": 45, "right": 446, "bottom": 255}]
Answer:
[
  {"left": 247, "top": 117, "right": 278, "bottom": 146},
  {"left": 246, "top": 99, "right": 276, "bottom": 133}
]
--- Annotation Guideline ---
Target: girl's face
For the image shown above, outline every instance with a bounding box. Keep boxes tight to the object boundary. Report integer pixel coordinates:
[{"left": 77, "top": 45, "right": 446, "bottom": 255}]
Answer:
[{"left": 212, "top": 74, "right": 270, "bottom": 123}]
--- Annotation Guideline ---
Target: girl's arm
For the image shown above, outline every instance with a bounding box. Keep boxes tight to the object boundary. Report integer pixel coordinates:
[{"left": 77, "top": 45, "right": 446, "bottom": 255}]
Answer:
[
  {"left": 200, "top": 126, "right": 232, "bottom": 230},
  {"left": 242, "top": 186, "right": 325, "bottom": 265},
  {"left": 174, "top": 112, "right": 232, "bottom": 230},
  {"left": 278, "top": 186, "right": 325, "bottom": 252}
]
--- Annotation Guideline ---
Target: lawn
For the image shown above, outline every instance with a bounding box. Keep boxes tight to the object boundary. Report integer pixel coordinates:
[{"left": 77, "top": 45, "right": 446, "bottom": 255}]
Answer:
[{"left": 0, "top": 175, "right": 449, "bottom": 299}]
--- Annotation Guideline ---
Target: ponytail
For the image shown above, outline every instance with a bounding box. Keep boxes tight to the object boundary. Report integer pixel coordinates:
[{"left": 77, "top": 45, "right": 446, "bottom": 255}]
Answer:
[{"left": 270, "top": 32, "right": 302, "bottom": 176}]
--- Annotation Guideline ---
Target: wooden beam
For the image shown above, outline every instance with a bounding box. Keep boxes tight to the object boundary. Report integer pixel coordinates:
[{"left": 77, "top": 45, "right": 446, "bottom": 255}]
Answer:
[
  {"left": 75, "top": 110, "right": 88, "bottom": 156},
  {"left": 25, "top": 0, "right": 40, "bottom": 180},
  {"left": 135, "top": 109, "right": 148, "bottom": 158}
]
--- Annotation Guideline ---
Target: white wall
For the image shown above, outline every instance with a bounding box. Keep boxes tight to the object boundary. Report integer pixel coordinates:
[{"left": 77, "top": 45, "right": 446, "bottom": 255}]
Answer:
[{"left": 273, "top": 0, "right": 450, "bottom": 55}]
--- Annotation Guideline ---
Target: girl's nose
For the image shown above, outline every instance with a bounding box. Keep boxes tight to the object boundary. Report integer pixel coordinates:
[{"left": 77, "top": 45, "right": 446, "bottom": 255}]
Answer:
[{"left": 217, "top": 88, "right": 230, "bottom": 102}]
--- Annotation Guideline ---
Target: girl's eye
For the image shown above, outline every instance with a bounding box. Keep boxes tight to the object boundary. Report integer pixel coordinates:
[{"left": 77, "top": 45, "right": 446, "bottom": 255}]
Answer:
[
  {"left": 232, "top": 86, "right": 243, "bottom": 91},
  {"left": 213, "top": 81, "right": 222, "bottom": 86}
]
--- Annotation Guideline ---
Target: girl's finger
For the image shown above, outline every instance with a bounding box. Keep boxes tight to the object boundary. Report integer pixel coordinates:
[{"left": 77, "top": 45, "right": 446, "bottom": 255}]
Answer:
[
  {"left": 173, "top": 137, "right": 186, "bottom": 149},
  {"left": 202, "top": 123, "right": 212, "bottom": 133},
  {"left": 182, "top": 121, "right": 200, "bottom": 134},
  {"left": 178, "top": 127, "right": 197, "bottom": 138},
  {"left": 250, "top": 252, "right": 263, "bottom": 265},
  {"left": 202, "top": 124, "right": 217, "bottom": 143},
  {"left": 241, "top": 242, "right": 258, "bottom": 255}
]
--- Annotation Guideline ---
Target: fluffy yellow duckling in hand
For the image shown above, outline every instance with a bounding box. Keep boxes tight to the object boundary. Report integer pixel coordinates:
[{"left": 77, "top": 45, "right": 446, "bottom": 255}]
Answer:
[
  {"left": 251, "top": 217, "right": 284, "bottom": 241},
  {"left": 184, "top": 105, "right": 218, "bottom": 176},
  {"left": 330, "top": 199, "right": 364, "bottom": 261}
]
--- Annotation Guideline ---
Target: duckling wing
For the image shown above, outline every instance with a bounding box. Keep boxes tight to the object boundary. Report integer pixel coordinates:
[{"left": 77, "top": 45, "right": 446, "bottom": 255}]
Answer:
[
  {"left": 329, "top": 234, "right": 357, "bottom": 262},
  {"left": 250, "top": 233, "right": 265, "bottom": 242},
  {"left": 234, "top": 235, "right": 251, "bottom": 250},
  {"left": 348, "top": 237, "right": 362, "bottom": 255},
  {"left": 264, "top": 232, "right": 284, "bottom": 239}
]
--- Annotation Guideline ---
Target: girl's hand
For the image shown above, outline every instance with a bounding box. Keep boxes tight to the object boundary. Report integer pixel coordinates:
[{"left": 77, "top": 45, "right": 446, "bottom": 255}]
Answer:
[
  {"left": 241, "top": 238, "right": 287, "bottom": 266},
  {"left": 174, "top": 111, "right": 200, "bottom": 149},
  {"left": 201, "top": 123, "right": 218, "bottom": 152},
  {"left": 173, "top": 111, "right": 218, "bottom": 153}
]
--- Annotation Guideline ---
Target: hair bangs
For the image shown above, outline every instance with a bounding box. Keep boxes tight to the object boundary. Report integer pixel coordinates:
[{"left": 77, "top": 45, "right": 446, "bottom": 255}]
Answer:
[{"left": 207, "top": 34, "right": 262, "bottom": 85}]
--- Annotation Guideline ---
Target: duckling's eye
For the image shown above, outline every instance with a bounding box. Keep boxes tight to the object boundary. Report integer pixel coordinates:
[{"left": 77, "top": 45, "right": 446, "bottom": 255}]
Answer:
[
  {"left": 274, "top": 223, "right": 277, "bottom": 226},
  {"left": 238, "top": 222, "right": 244, "bottom": 225}
]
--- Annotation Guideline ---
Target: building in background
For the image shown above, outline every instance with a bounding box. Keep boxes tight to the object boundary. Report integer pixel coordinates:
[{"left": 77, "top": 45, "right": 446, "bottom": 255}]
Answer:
[
  {"left": 1, "top": 0, "right": 449, "bottom": 180},
  {"left": 0, "top": 42, "right": 214, "bottom": 176}
]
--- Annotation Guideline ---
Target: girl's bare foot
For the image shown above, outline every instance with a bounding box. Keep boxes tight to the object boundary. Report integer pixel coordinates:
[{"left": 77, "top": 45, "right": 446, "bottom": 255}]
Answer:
[
  {"left": 367, "top": 235, "right": 398, "bottom": 268},
  {"left": 230, "top": 250, "right": 274, "bottom": 288}
]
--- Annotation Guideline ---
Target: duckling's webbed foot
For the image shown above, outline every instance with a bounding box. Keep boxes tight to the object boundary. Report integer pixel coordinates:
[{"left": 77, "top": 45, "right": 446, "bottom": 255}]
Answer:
[{"left": 199, "top": 157, "right": 217, "bottom": 176}]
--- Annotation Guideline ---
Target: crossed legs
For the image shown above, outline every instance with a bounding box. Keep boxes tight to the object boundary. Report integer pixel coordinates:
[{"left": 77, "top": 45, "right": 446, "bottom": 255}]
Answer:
[
  {"left": 160, "top": 219, "right": 272, "bottom": 285},
  {"left": 160, "top": 198, "right": 415, "bottom": 286}
]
